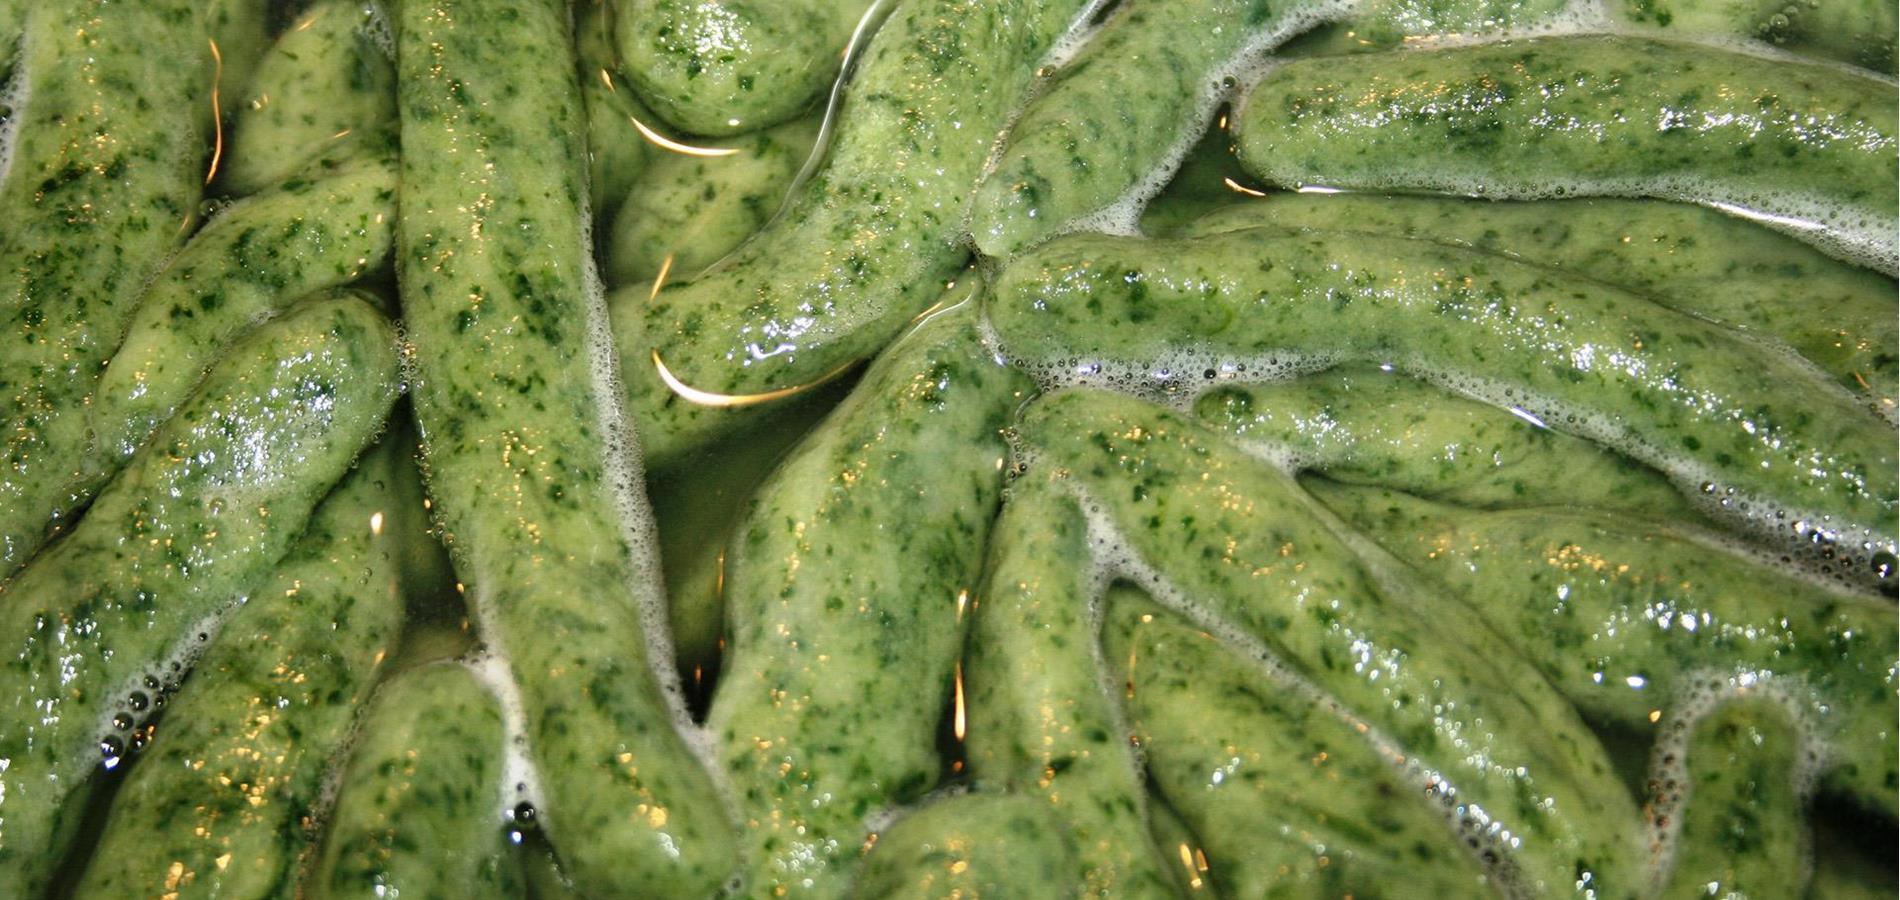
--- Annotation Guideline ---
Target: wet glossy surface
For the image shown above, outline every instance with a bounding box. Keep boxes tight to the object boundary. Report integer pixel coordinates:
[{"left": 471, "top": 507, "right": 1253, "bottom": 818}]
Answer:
[
  {"left": 0, "top": 2, "right": 1891, "bottom": 897},
  {"left": 1233, "top": 36, "right": 1900, "bottom": 271},
  {"left": 0, "top": 295, "right": 399, "bottom": 895},
  {"left": 990, "top": 228, "right": 1899, "bottom": 589}
]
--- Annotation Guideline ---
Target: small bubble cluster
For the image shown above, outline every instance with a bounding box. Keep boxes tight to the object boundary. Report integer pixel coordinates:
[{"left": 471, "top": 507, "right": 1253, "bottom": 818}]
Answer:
[
  {"left": 96, "top": 608, "right": 235, "bottom": 772},
  {"left": 997, "top": 339, "right": 1335, "bottom": 411},
  {"left": 1641, "top": 670, "right": 1829, "bottom": 882},
  {"left": 0, "top": 32, "right": 28, "bottom": 188},
  {"left": 355, "top": 2, "right": 396, "bottom": 61}
]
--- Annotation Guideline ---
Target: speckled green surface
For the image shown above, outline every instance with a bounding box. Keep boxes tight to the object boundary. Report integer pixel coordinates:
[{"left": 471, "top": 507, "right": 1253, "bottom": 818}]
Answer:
[
  {"left": 1104, "top": 598, "right": 1494, "bottom": 898},
  {"left": 394, "top": 0, "right": 734, "bottom": 893},
  {"left": 0, "top": 294, "right": 399, "bottom": 895},
  {"left": 638, "top": 0, "right": 1096, "bottom": 397},
  {"left": 225, "top": 1, "right": 396, "bottom": 196},
  {"left": 72, "top": 433, "right": 416, "bottom": 899},
  {"left": 1020, "top": 388, "right": 1647, "bottom": 898},
  {"left": 1194, "top": 365, "right": 1697, "bottom": 517},
  {"left": 709, "top": 293, "right": 1026, "bottom": 896},
  {"left": 990, "top": 228, "right": 1897, "bottom": 578},
  {"left": 972, "top": 0, "right": 1283, "bottom": 257},
  {"left": 308, "top": 663, "right": 524, "bottom": 898},
  {"left": 1233, "top": 36, "right": 1899, "bottom": 270},
  {"left": 1188, "top": 195, "right": 1900, "bottom": 412},
  {"left": 0, "top": 1, "right": 208, "bottom": 579},
  {"left": 615, "top": 0, "right": 876, "bottom": 136}
]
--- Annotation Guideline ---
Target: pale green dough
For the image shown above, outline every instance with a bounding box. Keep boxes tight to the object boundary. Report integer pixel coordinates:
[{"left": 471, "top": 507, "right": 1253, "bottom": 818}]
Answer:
[
  {"left": 394, "top": 0, "right": 735, "bottom": 892},
  {"left": 1194, "top": 366, "right": 1697, "bottom": 518},
  {"left": 307, "top": 663, "right": 525, "bottom": 899},
  {"left": 854, "top": 795, "right": 1083, "bottom": 899},
  {"left": 1188, "top": 195, "right": 1900, "bottom": 413},
  {"left": 614, "top": 0, "right": 875, "bottom": 136},
  {"left": 990, "top": 228, "right": 1899, "bottom": 587},
  {"left": 1312, "top": 480, "right": 1898, "bottom": 814},
  {"left": 709, "top": 292, "right": 1027, "bottom": 896},
  {"left": 225, "top": 1, "right": 396, "bottom": 195},
  {"left": 1019, "top": 388, "right": 1647, "bottom": 898},
  {"left": 0, "top": 1, "right": 208, "bottom": 580},
  {"left": 72, "top": 431, "right": 415, "bottom": 899},
  {"left": 1104, "top": 597, "right": 1493, "bottom": 899},
  {"left": 1657, "top": 699, "right": 1811, "bottom": 899},
  {"left": 0, "top": 146, "right": 398, "bottom": 581},
  {"left": 963, "top": 474, "right": 1196, "bottom": 899},
  {"left": 638, "top": 0, "right": 1099, "bottom": 397},
  {"left": 608, "top": 113, "right": 819, "bottom": 286},
  {"left": 1233, "top": 36, "right": 1899, "bottom": 271},
  {"left": 0, "top": 294, "right": 400, "bottom": 895}
]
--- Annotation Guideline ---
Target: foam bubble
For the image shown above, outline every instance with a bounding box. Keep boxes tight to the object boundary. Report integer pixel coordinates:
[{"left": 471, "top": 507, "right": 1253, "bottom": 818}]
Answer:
[
  {"left": 461, "top": 651, "right": 549, "bottom": 821},
  {"left": 97, "top": 603, "right": 242, "bottom": 770},
  {"left": 0, "top": 31, "right": 32, "bottom": 191},
  {"left": 993, "top": 333, "right": 1336, "bottom": 410},
  {"left": 1640, "top": 670, "right": 1826, "bottom": 888},
  {"left": 1042, "top": 0, "right": 1128, "bottom": 73},
  {"left": 355, "top": 2, "right": 396, "bottom": 62}
]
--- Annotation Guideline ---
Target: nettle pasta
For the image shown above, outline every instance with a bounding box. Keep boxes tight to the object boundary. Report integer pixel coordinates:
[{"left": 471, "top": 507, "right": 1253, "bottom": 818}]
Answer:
[{"left": 0, "top": 0, "right": 1891, "bottom": 897}]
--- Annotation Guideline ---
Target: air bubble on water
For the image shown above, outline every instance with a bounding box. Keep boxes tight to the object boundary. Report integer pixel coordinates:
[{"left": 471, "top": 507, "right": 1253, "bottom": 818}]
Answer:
[
  {"left": 998, "top": 338, "right": 1335, "bottom": 412},
  {"left": 0, "top": 29, "right": 28, "bottom": 189},
  {"left": 100, "top": 735, "right": 125, "bottom": 769},
  {"left": 356, "top": 2, "right": 396, "bottom": 61},
  {"left": 505, "top": 799, "right": 539, "bottom": 845},
  {"left": 97, "top": 605, "right": 239, "bottom": 764}
]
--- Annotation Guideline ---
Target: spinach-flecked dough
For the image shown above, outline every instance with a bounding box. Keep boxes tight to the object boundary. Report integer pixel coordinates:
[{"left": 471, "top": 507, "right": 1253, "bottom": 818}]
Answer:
[
  {"left": 71, "top": 432, "right": 417, "bottom": 899},
  {"left": 394, "top": 0, "right": 735, "bottom": 894},
  {"left": 638, "top": 0, "right": 1100, "bottom": 399},
  {"left": 1233, "top": 36, "right": 1900, "bottom": 272},
  {"left": 0, "top": 295, "right": 400, "bottom": 896},
  {"left": 990, "top": 229, "right": 1899, "bottom": 590},
  {"left": 708, "top": 289, "right": 1027, "bottom": 897}
]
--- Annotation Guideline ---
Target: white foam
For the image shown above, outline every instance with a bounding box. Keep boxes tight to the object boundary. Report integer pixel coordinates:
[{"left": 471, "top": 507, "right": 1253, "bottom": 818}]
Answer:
[
  {"left": 576, "top": 190, "right": 694, "bottom": 729},
  {"left": 1066, "top": 483, "right": 1535, "bottom": 898},
  {"left": 998, "top": 340, "right": 1337, "bottom": 411},
  {"left": 0, "top": 29, "right": 32, "bottom": 193},
  {"left": 461, "top": 650, "right": 549, "bottom": 823},
  {"left": 1640, "top": 670, "right": 1825, "bottom": 891},
  {"left": 1042, "top": 0, "right": 1128, "bottom": 73},
  {"left": 574, "top": 147, "right": 739, "bottom": 835}
]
